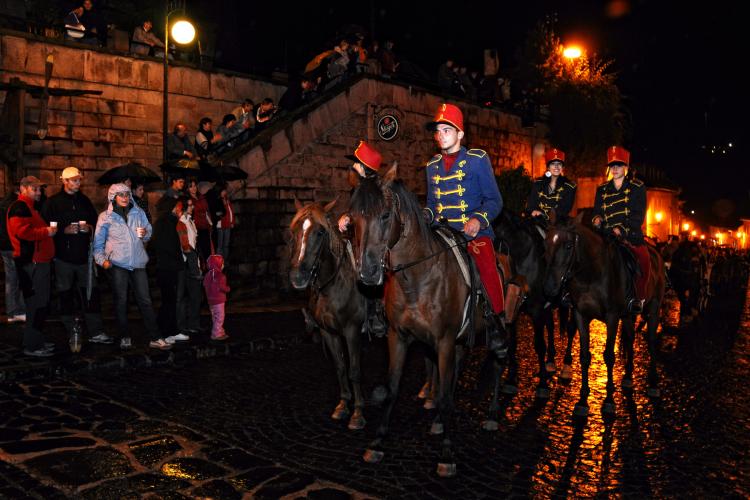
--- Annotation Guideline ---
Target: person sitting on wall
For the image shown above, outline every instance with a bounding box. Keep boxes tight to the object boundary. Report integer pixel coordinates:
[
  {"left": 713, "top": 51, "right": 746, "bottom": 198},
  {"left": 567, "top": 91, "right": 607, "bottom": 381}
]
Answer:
[
  {"left": 167, "top": 123, "right": 197, "bottom": 161},
  {"left": 131, "top": 19, "right": 169, "bottom": 58}
]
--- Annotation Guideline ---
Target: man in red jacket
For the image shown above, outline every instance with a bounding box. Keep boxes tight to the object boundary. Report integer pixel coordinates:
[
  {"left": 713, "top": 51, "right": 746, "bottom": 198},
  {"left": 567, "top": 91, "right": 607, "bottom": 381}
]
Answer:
[{"left": 6, "top": 177, "right": 57, "bottom": 357}]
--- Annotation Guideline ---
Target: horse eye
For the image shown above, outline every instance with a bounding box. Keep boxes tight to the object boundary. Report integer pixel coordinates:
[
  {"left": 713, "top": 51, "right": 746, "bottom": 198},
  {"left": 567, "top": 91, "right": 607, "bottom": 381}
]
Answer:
[
  {"left": 380, "top": 212, "right": 391, "bottom": 222},
  {"left": 564, "top": 241, "right": 574, "bottom": 250},
  {"left": 317, "top": 228, "right": 326, "bottom": 236}
]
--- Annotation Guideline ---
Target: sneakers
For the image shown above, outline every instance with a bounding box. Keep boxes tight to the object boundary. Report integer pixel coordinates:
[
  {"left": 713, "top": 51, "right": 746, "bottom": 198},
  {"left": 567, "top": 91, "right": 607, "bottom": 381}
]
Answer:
[
  {"left": 89, "top": 333, "right": 114, "bottom": 344},
  {"left": 119, "top": 337, "right": 133, "bottom": 350},
  {"left": 7, "top": 314, "right": 26, "bottom": 323},
  {"left": 23, "top": 348, "right": 54, "bottom": 357},
  {"left": 165, "top": 333, "right": 190, "bottom": 344},
  {"left": 149, "top": 338, "right": 172, "bottom": 350},
  {"left": 211, "top": 333, "right": 229, "bottom": 341}
]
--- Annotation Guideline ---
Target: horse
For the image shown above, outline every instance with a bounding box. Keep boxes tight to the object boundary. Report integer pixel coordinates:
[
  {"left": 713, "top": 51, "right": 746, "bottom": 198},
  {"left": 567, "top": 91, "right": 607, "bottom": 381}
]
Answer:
[
  {"left": 349, "top": 164, "right": 505, "bottom": 478},
  {"left": 543, "top": 213, "right": 666, "bottom": 417},
  {"left": 289, "top": 199, "right": 367, "bottom": 430},
  {"left": 493, "top": 210, "right": 578, "bottom": 398}
]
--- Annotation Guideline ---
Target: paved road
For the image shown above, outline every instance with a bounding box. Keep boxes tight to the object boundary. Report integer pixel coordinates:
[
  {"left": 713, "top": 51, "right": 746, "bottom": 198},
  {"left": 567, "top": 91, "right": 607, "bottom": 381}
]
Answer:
[{"left": 0, "top": 289, "right": 748, "bottom": 498}]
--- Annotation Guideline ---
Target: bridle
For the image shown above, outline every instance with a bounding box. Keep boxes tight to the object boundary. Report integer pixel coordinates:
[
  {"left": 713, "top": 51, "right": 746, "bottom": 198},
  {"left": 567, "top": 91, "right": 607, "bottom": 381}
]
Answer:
[
  {"left": 551, "top": 228, "right": 580, "bottom": 291},
  {"left": 295, "top": 217, "right": 342, "bottom": 292}
]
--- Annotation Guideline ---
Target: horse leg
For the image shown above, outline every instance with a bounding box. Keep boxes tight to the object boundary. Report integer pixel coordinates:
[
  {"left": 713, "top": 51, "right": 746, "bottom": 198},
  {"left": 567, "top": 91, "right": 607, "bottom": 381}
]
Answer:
[
  {"left": 501, "top": 321, "right": 519, "bottom": 395},
  {"left": 363, "top": 330, "right": 409, "bottom": 464},
  {"left": 435, "top": 338, "right": 458, "bottom": 478},
  {"left": 533, "top": 311, "right": 551, "bottom": 399},
  {"left": 424, "top": 358, "right": 438, "bottom": 410},
  {"left": 320, "top": 329, "right": 351, "bottom": 421},
  {"left": 621, "top": 315, "right": 636, "bottom": 391},
  {"left": 418, "top": 357, "right": 433, "bottom": 399},
  {"left": 546, "top": 308, "right": 557, "bottom": 373},
  {"left": 344, "top": 324, "right": 366, "bottom": 430},
  {"left": 560, "top": 311, "right": 577, "bottom": 381},
  {"left": 573, "top": 311, "right": 591, "bottom": 417},
  {"left": 481, "top": 354, "right": 505, "bottom": 431},
  {"left": 601, "top": 316, "right": 621, "bottom": 415},
  {"left": 646, "top": 301, "right": 661, "bottom": 398}
]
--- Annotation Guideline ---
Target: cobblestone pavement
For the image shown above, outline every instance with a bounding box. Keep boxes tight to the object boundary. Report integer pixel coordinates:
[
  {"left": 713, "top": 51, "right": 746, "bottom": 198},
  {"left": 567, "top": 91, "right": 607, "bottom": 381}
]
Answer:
[{"left": 1, "top": 288, "right": 748, "bottom": 498}]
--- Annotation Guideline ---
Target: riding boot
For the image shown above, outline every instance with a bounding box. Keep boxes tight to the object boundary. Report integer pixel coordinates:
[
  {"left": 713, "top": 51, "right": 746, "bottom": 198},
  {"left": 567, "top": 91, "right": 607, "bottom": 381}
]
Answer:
[
  {"left": 366, "top": 298, "right": 387, "bottom": 338},
  {"left": 560, "top": 292, "right": 572, "bottom": 308},
  {"left": 486, "top": 312, "right": 508, "bottom": 359}
]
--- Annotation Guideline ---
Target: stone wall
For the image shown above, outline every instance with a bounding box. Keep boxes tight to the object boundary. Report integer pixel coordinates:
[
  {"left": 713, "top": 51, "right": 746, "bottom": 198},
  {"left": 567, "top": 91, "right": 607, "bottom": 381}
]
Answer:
[
  {"left": 227, "top": 77, "right": 550, "bottom": 292},
  {"left": 0, "top": 31, "right": 286, "bottom": 205}
]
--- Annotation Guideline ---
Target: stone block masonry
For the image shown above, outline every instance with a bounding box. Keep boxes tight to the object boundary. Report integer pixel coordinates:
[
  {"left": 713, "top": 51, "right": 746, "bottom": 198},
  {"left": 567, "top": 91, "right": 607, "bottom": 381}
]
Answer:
[{"left": 0, "top": 32, "right": 286, "bottom": 206}]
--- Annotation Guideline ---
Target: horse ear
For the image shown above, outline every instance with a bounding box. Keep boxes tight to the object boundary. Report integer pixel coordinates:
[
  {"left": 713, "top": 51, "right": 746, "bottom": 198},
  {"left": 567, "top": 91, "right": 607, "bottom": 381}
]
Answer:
[
  {"left": 574, "top": 211, "right": 584, "bottom": 224},
  {"left": 547, "top": 208, "right": 557, "bottom": 226},
  {"left": 323, "top": 197, "right": 338, "bottom": 213},
  {"left": 383, "top": 161, "right": 398, "bottom": 183},
  {"left": 294, "top": 197, "right": 303, "bottom": 211}
]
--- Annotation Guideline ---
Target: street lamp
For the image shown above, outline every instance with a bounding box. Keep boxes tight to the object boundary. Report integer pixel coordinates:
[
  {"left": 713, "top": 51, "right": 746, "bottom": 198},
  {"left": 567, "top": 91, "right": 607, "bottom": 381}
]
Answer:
[
  {"left": 163, "top": 1, "right": 196, "bottom": 162},
  {"left": 655, "top": 211, "right": 664, "bottom": 223},
  {"left": 563, "top": 45, "right": 582, "bottom": 60}
]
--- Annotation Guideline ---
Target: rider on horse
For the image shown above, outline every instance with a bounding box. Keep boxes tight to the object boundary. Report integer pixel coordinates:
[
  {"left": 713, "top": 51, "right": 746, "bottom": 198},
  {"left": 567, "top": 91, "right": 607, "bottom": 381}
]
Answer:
[
  {"left": 338, "top": 140, "right": 387, "bottom": 337},
  {"left": 592, "top": 145, "right": 651, "bottom": 314},
  {"left": 423, "top": 103, "right": 508, "bottom": 358},
  {"left": 527, "top": 147, "right": 577, "bottom": 220}
]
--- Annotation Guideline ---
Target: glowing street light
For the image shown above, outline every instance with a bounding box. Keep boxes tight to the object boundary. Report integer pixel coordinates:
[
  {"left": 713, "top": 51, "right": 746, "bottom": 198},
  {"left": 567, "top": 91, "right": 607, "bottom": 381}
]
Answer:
[
  {"left": 691, "top": 230, "right": 697, "bottom": 237},
  {"left": 683, "top": 222, "right": 690, "bottom": 232},
  {"left": 655, "top": 211, "right": 664, "bottom": 222},
  {"left": 163, "top": 1, "right": 196, "bottom": 162},
  {"left": 563, "top": 46, "right": 582, "bottom": 59}
]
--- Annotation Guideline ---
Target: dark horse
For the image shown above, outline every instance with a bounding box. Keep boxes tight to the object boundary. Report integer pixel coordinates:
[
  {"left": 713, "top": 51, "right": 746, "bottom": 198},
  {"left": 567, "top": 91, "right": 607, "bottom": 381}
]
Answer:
[
  {"left": 289, "top": 199, "right": 367, "bottom": 430},
  {"left": 494, "top": 210, "right": 578, "bottom": 398},
  {"left": 350, "top": 165, "right": 504, "bottom": 478},
  {"left": 544, "top": 214, "right": 666, "bottom": 416}
]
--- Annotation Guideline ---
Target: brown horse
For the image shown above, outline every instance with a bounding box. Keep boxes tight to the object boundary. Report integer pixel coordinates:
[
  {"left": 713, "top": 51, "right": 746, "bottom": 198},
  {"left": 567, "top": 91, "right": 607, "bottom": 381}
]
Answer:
[
  {"left": 349, "top": 164, "right": 504, "bottom": 478},
  {"left": 544, "top": 214, "right": 666, "bottom": 417},
  {"left": 289, "top": 199, "right": 367, "bottom": 430}
]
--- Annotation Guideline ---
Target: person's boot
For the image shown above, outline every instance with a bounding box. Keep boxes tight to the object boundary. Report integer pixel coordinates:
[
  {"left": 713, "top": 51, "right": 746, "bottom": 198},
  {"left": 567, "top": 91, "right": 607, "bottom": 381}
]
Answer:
[
  {"left": 560, "top": 292, "right": 572, "bottom": 308},
  {"left": 487, "top": 313, "right": 508, "bottom": 359},
  {"left": 366, "top": 298, "right": 387, "bottom": 338}
]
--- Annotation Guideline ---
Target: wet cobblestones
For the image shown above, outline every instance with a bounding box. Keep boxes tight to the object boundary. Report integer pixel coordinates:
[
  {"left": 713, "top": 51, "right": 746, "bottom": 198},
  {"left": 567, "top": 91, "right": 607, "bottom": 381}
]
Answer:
[{"left": 1, "top": 289, "right": 748, "bottom": 498}]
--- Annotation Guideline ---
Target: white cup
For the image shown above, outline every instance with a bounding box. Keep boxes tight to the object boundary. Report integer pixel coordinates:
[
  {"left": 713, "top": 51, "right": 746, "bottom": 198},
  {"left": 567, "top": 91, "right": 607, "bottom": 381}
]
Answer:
[
  {"left": 136, "top": 227, "right": 145, "bottom": 238},
  {"left": 50, "top": 221, "right": 58, "bottom": 228}
]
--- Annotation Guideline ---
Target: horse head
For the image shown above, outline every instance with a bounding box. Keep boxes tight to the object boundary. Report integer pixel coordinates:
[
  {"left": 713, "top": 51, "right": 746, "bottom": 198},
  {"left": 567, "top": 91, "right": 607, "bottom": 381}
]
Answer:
[
  {"left": 289, "top": 198, "right": 338, "bottom": 289},
  {"left": 543, "top": 213, "right": 582, "bottom": 298},
  {"left": 349, "top": 162, "right": 404, "bottom": 286}
]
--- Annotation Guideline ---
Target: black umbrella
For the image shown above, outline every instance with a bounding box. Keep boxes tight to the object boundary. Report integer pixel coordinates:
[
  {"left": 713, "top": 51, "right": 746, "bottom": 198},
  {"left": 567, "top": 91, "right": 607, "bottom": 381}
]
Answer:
[
  {"left": 97, "top": 162, "right": 161, "bottom": 185},
  {"left": 159, "top": 159, "right": 201, "bottom": 176},
  {"left": 197, "top": 164, "right": 248, "bottom": 182}
]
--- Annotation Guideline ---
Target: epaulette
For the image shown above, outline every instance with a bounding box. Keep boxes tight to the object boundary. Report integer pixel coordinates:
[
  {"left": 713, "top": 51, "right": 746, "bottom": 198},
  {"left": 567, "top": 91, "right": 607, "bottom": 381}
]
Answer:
[
  {"left": 534, "top": 177, "right": 545, "bottom": 184},
  {"left": 466, "top": 148, "right": 487, "bottom": 158},
  {"left": 597, "top": 182, "right": 608, "bottom": 188},
  {"left": 426, "top": 154, "right": 442, "bottom": 167},
  {"left": 630, "top": 178, "right": 644, "bottom": 187},
  {"left": 565, "top": 181, "right": 577, "bottom": 189}
]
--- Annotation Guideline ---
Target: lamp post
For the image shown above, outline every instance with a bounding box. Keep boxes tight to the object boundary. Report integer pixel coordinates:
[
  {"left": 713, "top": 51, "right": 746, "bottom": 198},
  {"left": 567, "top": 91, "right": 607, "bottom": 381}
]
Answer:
[{"left": 163, "top": 1, "right": 196, "bottom": 162}]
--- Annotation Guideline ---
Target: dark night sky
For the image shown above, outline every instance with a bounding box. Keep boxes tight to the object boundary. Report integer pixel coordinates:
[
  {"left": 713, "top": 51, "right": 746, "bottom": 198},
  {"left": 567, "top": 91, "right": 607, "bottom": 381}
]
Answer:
[{"left": 183, "top": 0, "right": 746, "bottom": 221}]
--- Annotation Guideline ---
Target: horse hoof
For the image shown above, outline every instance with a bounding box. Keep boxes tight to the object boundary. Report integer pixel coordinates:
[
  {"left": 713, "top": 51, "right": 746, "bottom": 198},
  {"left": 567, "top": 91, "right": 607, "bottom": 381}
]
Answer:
[
  {"left": 647, "top": 387, "right": 661, "bottom": 398},
  {"left": 371, "top": 385, "right": 388, "bottom": 404},
  {"left": 348, "top": 415, "right": 366, "bottom": 431},
  {"left": 545, "top": 362, "right": 557, "bottom": 373},
  {"left": 536, "top": 387, "right": 550, "bottom": 399},
  {"left": 602, "top": 401, "right": 616, "bottom": 415},
  {"left": 437, "top": 462, "right": 457, "bottom": 478},
  {"left": 430, "top": 422, "right": 444, "bottom": 435},
  {"left": 417, "top": 382, "right": 431, "bottom": 399},
  {"left": 560, "top": 365, "right": 573, "bottom": 380},
  {"left": 363, "top": 449, "right": 384, "bottom": 463},
  {"left": 501, "top": 384, "right": 518, "bottom": 395},
  {"left": 481, "top": 420, "right": 499, "bottom": 432},
  {"left": 423, "top": 399, "right": 436, "bottom": 410},
  {"left": 573, "top": 404, "right": 589, "bottom": 417},
  {"left": 621, "top": 378, "right": 634, "bottom": 390},
  {"left": 331, "top": 401, "right": 349, "bottom": 421}
]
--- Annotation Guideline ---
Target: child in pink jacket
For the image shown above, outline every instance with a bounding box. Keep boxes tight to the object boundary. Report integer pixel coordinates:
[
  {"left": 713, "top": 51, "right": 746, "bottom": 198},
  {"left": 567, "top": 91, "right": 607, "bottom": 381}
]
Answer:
[{"left": 203, "top": 254, "right": 229, "bottom": 340}]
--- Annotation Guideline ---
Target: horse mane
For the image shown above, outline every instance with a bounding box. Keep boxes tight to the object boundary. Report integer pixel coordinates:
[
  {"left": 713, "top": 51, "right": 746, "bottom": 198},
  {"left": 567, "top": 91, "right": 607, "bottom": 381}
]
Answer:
[
  {"left": 350, "top": 175, "right": 384, "bottom": 217},
  {"left": 389, "top": 179, "right": 434, "bottom": 244}
]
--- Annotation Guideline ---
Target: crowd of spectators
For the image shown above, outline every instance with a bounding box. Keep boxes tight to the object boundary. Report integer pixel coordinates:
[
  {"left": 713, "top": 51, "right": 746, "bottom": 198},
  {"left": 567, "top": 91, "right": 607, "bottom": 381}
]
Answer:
[{"left": 1, "top": 168, "right": 235, "bottom": 357}]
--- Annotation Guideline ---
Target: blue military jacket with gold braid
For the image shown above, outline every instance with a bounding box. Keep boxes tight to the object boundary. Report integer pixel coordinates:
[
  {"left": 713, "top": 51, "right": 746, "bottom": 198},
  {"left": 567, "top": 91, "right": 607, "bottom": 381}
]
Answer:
[
  {"left": 527, "top": 175, "right": 577, "bottom": 218},
  {"left": 592, "top": 177, "right": 646, "bottom": 244},
  {"left": 424, "top": 146, "right": 503, "bottom": 239}
]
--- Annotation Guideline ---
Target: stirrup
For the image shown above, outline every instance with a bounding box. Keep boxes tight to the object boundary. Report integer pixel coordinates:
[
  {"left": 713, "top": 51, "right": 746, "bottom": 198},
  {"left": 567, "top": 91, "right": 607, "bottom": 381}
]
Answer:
[{"left": 627, "top": 298, "right": 644, "bottom": 314}]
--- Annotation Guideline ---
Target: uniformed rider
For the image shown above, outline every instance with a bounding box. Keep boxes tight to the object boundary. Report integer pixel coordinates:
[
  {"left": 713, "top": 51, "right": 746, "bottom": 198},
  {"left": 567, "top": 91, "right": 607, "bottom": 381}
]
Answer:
[
  {"left": 527, "top": 147, "right": 577, "bottom": 220},
  {"left": 592, "top": 146, "right": 651, "bottom": 313},
  {"left": 424, "top": 103, "right": 507, "bottom": 358}
]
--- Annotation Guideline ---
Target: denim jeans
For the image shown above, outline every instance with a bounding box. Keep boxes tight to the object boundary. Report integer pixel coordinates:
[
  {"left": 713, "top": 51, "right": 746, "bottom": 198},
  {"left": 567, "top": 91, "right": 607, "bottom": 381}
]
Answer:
[
  {"left": 1, "top": 250, "right": 25, "bottom": 317},
  {"left": 210, "top": 303, "right": 225, "bottom": 337},
  {"left": 19, "top": 262, "right": 50, "bottom": 351},
  {"left": 217, "top": 228, "right": 231, "bottom": 260},
  {"left": 110, "top": 266, "right": 160, "bottom": 341},
  {"left": 54, "top": 259, "right": 104, "bottom": 336}
]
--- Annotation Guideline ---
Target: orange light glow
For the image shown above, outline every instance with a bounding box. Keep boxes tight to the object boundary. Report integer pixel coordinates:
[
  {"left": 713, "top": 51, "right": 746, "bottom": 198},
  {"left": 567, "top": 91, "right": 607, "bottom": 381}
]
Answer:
[
  {"left": 691, "top": 230, "right": 697, "bottom": 237},
  {"left": 682, "top": 222, "right": 690, "bottom": 231},
  {"left": 563, "top": 46, "right": 582, "bottom": 59},
  {"left": 700, "top": 235, "right": 706, "bottom": 240},
  {"left": 655, "top": 212, "right": 664, "bottom": 222}
]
